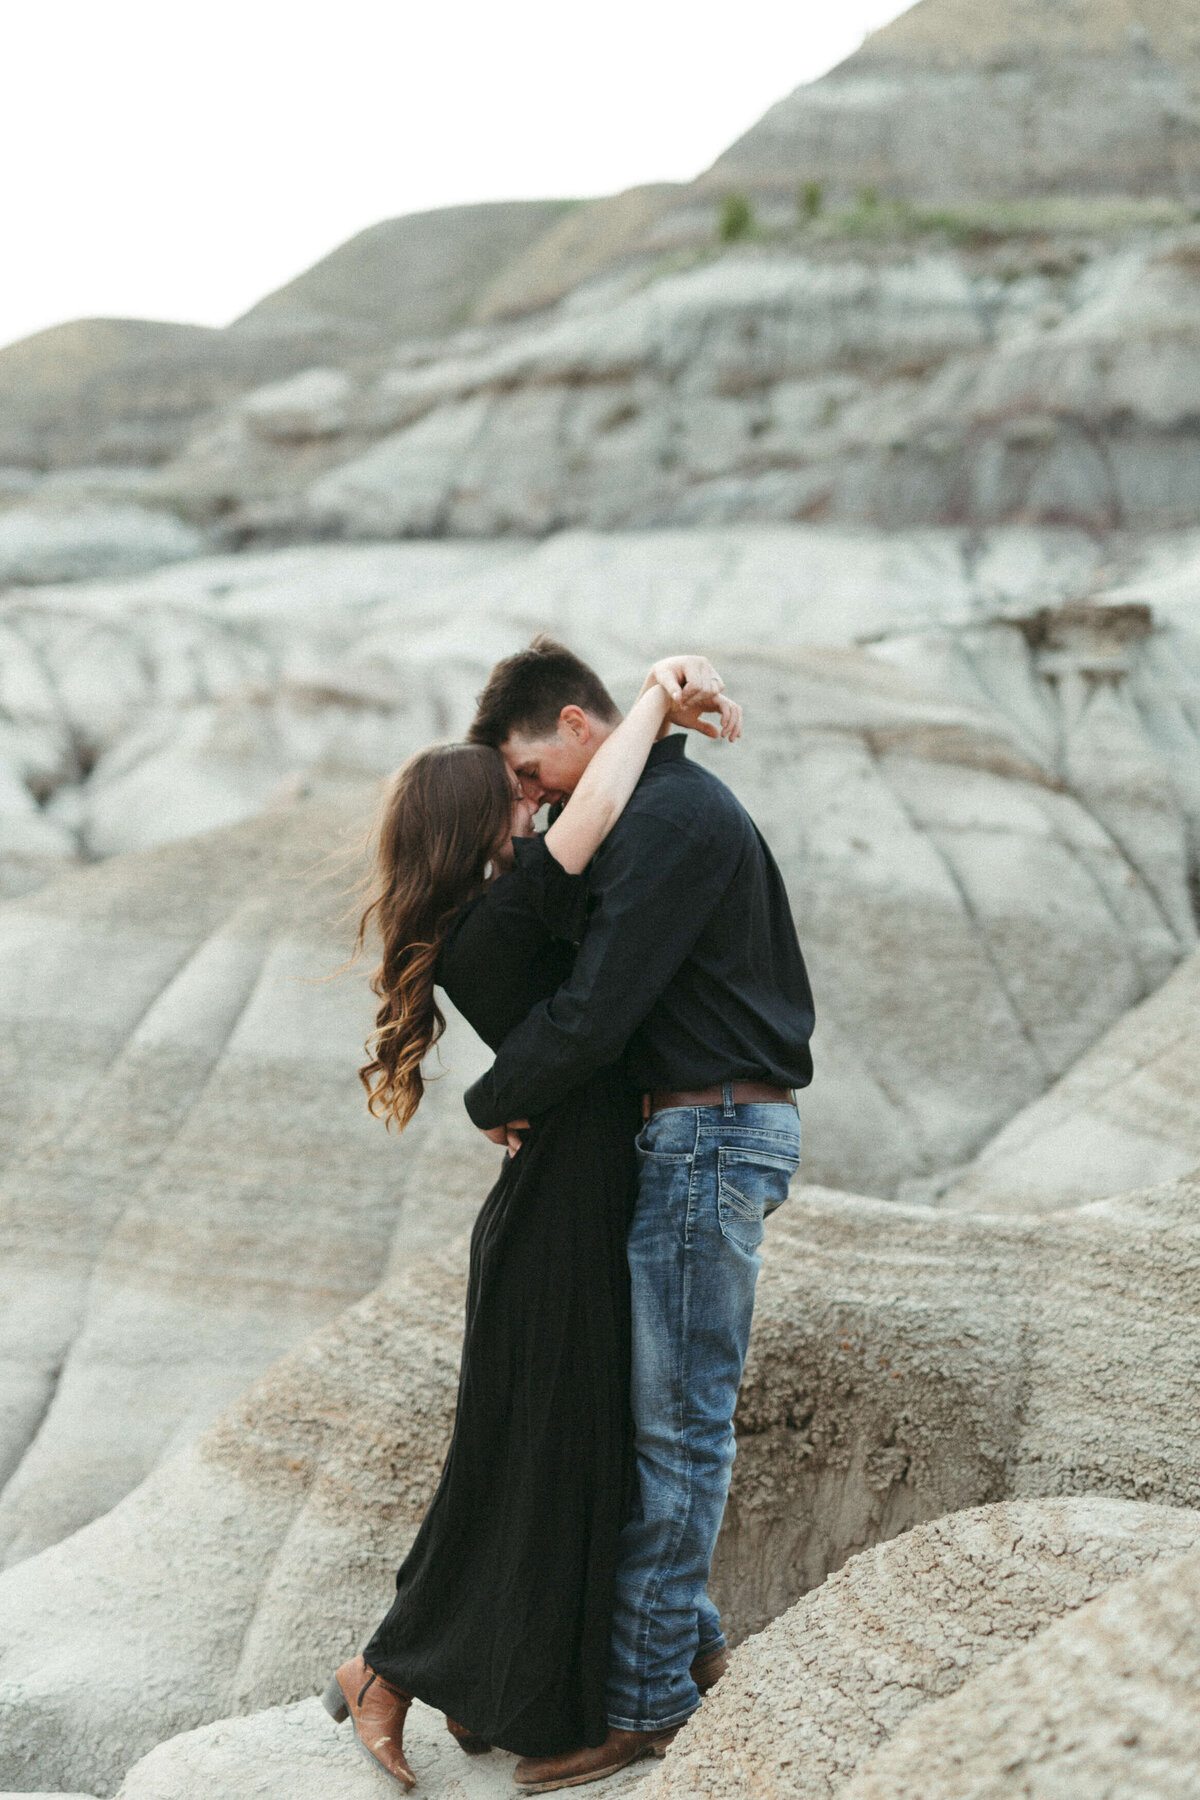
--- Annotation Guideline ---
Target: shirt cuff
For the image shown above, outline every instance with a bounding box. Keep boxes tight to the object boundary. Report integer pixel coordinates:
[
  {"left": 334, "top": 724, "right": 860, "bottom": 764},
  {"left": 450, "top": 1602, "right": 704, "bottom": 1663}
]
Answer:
[
  {"left": 511, "top": 833, "right": 589, "bottom": 941},
  {"left": 464, "top": 1071, "right": 503, "bottom": 1130}
]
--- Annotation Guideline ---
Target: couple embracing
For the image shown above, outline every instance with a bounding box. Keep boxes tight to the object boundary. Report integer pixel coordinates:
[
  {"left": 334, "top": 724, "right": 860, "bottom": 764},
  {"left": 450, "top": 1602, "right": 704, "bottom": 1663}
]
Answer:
[{"left": 322, "top": 637, "right": 815, "bottom": 1792}]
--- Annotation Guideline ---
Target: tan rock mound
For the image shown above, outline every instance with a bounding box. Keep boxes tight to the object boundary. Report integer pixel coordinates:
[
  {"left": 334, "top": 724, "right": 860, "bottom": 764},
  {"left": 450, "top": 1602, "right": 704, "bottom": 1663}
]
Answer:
[
  {"left": 841, "top": 1537, "right": 1200, "bottom": 1800},
  {"left": 2, "top": 1174, "right": 1198, "bottom": 1795},
  {"left": 646, "top": 1497, "right": 1200, "bottom": 1800},
  {"left": 472, "top": 185, "right": 684, "bottom": 323},
  {"left": 235, "top": 200, "right": 575, "bottom": 340}
]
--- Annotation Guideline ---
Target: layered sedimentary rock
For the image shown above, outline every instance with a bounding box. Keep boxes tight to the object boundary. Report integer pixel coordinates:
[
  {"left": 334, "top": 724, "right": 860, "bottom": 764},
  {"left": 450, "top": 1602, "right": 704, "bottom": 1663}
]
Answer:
[
  {"left": 646, "top": 1498, "right": 1200, "bottom": 1800},
  {"left": 2, "top": 1173, "right": 1198, "bottom": 1795},
  {"left": 147, "top": 232, "right": 1200, "bottom": 541},
  {"left": 0, "top": 797, "right": 496, "bottom": 1568}
]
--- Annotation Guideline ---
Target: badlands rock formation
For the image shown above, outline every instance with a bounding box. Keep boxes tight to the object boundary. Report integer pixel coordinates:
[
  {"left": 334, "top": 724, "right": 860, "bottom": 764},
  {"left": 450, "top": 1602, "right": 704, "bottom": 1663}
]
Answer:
[
  {"left": 0, "top": 499, "right": 203, "bottom": 587},
  {"left": 14, "top": 2, "right": 1200, "bottom": 558},
  {"left": 4, "top": 8, "right": 1200, "bottom": 1797},
  {"left": 646, "top": 1497, "right": 1200, "bottom": 1800},
  {"left": 2, "top": 1172, "right": 1198, "bottom": 1794},
  {"left": 152, "top": 232, "right": 1200, "bottom": 542}
]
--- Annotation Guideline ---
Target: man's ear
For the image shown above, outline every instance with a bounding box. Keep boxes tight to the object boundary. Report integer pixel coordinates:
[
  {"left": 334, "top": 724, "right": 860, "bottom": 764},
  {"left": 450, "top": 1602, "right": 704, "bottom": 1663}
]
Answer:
[{"left": 558, "top": 705, "right": 591, "bottom": 744}]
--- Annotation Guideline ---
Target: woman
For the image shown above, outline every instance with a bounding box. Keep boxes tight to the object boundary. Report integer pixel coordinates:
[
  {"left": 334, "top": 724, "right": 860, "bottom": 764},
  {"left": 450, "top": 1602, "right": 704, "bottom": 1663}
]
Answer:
[{"left": 322, "top": 658, "right": 739, "bottom": 1788}]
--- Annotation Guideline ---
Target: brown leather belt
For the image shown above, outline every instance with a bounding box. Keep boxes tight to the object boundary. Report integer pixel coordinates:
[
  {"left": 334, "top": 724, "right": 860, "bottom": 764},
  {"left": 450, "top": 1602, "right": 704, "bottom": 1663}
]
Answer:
[{"left": 642, "top": 1082, "right": 794, "bottom": 1119}]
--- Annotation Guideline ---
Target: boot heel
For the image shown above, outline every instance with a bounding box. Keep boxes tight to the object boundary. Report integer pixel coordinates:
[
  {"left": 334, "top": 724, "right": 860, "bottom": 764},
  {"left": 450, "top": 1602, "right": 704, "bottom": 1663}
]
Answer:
[
  {"left": 322, "top": 1676, "right": 350, "bottom": 1723},
  {"left": 446, "top": 1716, "right": 493, "bottom": 1755}
]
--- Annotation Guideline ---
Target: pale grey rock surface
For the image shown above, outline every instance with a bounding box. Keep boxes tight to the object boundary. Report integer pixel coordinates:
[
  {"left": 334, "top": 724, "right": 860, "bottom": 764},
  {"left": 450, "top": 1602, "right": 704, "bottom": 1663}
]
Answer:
[
  {"left": 841, "top": 1537, "right": 1200, "bottom": 1800},
  {"left": 2, "top": 1173, "right": 1198, "bottom": 1795},
  {"left": 645, "top": 1497, "right": 1200, "bottom": 1800},
  {"left": 0, "top": 502, "right": 203, "bottom": 585},
  {"left": 113, "top": 1697, "right": 653, "bottom": 1800},
  {"left": 0, "top": 797, "right": 497, "bottom": 1568},
  {"left": 937, "top": 945, "right": 1200, "bottom": 1211}
]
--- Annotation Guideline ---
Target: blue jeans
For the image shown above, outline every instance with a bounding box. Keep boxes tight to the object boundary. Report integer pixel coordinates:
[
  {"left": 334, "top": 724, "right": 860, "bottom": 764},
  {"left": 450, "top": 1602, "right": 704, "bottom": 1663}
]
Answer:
[{"left": 605, "top": 1095, "right": 802, "bottom": 1732}]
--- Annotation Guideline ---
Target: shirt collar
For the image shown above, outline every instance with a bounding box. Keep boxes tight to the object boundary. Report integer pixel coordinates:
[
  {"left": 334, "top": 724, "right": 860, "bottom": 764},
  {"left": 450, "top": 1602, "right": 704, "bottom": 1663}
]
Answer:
[{"left": 647, "top": 733, "right": 688, "bottom": 767}]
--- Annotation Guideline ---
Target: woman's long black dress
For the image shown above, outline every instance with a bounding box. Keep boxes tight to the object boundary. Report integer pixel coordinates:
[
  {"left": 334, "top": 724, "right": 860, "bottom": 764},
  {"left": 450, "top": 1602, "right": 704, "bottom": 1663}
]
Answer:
[{"left": 363, "top": 837, "right": 638, "bottom": 1757}]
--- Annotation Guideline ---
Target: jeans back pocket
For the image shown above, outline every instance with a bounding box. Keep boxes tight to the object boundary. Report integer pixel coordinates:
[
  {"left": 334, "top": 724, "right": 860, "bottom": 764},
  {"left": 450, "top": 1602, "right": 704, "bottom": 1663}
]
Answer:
[{"left": 717, "top": 1146, "right": 799, "bottom": 1254}]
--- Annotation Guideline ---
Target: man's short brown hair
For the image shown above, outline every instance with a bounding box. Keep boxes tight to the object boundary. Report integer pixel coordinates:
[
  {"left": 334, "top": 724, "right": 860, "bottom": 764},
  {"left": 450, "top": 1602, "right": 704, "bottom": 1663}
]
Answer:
[{"left": 468, "top": 634, "right": 621, "bottom": 747}]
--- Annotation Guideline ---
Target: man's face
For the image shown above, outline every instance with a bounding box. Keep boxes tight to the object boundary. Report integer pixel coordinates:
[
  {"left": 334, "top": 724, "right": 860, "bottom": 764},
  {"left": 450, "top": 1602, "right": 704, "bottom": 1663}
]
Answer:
[{"left": 501, "top": 709, "right": 599, "bottom": 808}]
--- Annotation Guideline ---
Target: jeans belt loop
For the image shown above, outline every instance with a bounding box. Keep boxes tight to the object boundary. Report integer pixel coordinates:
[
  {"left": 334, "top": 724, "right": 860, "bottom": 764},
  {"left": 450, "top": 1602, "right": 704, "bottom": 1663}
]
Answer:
[{"left": 721, "top": 1081, "right": 736, "bottom": 1118}]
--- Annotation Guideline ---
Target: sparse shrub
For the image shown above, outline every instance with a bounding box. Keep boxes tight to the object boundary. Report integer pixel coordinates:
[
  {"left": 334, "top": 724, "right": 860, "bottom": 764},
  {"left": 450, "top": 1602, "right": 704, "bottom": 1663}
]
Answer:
[
  {"left": 718, "top": 193, "right": 755, "bottom": 243},
  {"left": 856, "top": 185, "right": 881, "bottom": 214},
  {"left": 798, "top": 180, "right": 824, "bottom": 223}
]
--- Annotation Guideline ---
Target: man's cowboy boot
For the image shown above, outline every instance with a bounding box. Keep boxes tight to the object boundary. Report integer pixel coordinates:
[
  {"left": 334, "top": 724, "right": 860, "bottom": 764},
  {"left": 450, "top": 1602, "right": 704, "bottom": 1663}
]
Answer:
[
  {"left": 691, "top": 1643, "right": 729, "bottom": 1693},
  {"left": 322, "top": 1654, "right": 416, "bottom": 1789},
  {"left": 513, "top": 1725, "right": 680, "bottom": 1793},
  {"left": 446, "top": 1714, "right": 492, "bottom": 1754}
]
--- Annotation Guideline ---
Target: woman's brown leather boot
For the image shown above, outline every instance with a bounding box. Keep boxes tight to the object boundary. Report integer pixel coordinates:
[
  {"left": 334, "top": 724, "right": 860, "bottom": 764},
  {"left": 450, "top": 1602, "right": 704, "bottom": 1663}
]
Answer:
[
  {"left": 446, "top": 1715, "right": 493, "bottom": 1754},
  {"left": 322, "top": 1653, "right": 416, "bottom": 1788}
]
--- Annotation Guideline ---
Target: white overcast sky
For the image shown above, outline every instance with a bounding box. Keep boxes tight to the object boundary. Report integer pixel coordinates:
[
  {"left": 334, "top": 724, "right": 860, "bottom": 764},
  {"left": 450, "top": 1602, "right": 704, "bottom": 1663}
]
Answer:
[{"left": 1, "top": 0, "right": 910, "bottom": 352}]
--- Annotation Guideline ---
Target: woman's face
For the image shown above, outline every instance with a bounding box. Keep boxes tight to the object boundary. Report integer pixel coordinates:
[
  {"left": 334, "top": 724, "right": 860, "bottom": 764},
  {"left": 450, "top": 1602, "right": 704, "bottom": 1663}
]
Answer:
[{"left": 490, "top": 773, "right": 538, "bottom": 872}]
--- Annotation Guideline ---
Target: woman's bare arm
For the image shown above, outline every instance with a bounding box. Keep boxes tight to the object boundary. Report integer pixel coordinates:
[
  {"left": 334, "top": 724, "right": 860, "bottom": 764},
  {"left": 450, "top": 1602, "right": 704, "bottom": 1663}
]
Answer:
[
  {"left": 543, "top": 685, "right": 672, "bottom": 875},
  {"left": 544, "top": 658, "right": 742, "bottom": 875}
]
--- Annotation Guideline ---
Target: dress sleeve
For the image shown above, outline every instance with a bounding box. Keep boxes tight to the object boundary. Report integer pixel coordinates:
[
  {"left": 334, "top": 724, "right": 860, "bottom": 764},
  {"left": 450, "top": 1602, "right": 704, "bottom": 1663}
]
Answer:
[{"left": 510, "top": 834, "right": 589, "bottom": 943}]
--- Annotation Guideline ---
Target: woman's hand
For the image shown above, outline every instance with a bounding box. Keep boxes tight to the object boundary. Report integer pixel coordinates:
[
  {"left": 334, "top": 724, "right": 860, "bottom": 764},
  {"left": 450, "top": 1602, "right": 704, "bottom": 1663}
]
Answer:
[
  {"left": 642, "top": 655, "right": 742, "bottom": 742},
  {"left": 544, "top": 654, "right": 741, "bottom": 876}
]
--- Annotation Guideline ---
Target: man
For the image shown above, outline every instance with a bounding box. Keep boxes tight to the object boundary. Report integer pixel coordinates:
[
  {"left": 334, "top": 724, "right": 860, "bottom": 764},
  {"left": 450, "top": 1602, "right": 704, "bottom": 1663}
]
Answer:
[{"left": 465, "top": 636, "right": 814, "bottom": 1793}]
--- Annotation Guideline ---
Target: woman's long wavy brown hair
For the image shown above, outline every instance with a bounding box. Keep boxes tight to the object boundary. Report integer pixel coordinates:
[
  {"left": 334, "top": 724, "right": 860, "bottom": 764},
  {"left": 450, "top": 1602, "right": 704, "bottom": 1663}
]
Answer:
[{"left": 356, "top": 742, "right": 514, "bottom": 1131}]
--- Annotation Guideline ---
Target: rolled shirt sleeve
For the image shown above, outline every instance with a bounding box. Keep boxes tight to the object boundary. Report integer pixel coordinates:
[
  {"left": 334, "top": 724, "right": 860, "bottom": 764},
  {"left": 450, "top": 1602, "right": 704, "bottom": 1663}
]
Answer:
[{"left": 464, "top": 807, "right": 735, "bottom": 1129}]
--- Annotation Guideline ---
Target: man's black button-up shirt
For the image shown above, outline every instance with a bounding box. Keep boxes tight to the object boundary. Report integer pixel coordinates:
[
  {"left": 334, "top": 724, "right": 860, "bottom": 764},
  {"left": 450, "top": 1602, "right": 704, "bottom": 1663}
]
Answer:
[{"left": 464, "top": 734, "right": 815, "bottom": 1130}]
